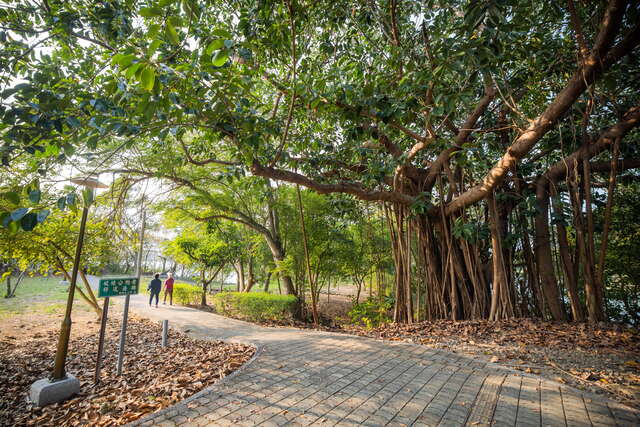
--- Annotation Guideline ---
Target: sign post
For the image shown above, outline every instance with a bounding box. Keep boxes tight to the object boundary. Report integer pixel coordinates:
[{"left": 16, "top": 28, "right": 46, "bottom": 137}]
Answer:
[
  {"left": 94, "top": 296, "right": 109, "bottom": 384},
  {"left": 98, "top": 277, "right": 140, "bottom": 298},
  {"left": 94, "top": 277, "right": 139, "bottom": 380},
  {"left": 117, "top": 209, "right": 145, "bottom": 376}
]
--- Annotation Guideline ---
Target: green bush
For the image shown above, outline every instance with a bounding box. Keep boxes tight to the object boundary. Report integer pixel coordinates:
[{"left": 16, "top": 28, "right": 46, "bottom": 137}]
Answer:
[
  {"left": 172, "top": 282, "right": 202, "bottom": 305},
  {"left": 348, "top": 296, "right": 394, "bottom": 328},
  {"left": 212, "top": 292, "right": 297, "bottom": 322},
  {"left": 141, "top": 281, "right": 202, "bottom": 305}
]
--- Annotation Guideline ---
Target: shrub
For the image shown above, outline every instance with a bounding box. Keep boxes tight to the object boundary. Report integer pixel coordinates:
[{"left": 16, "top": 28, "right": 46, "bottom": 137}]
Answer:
[
  {"left": 141, "top": 281, "right": 202, "bottom": 305},
  {"left": 212, "top": 292, "right": 297, "bottom": 322},
  {"left": 348, "top": 296, "right": 394, "bottom": 328},
  {"left": 173, "top": 283, "right": 202, "bottom": 305}
]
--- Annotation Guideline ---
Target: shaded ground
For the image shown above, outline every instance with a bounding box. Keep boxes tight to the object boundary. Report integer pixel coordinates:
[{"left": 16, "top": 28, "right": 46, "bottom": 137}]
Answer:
[
  {"left": 0, "top": 308, "right": 253, "bottom": 426},
  {"left": 342, "top": 318, "right": 640, "bottom": 409},
  {"left": 140, "top": 280, "right": 640, "bottom": 411},
  {"left": 127, "top": 295, "right": 639, "bottom": 426}
]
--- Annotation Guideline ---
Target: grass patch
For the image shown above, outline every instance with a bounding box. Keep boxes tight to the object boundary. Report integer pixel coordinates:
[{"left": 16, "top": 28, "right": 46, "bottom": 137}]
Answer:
[{"left": 0, "top": 276, "right": 93, "bottom": 318}]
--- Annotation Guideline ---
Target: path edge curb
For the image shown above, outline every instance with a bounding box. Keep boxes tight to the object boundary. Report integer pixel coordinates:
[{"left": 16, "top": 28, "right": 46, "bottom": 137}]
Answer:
[{"left": 127, "top": 339, "right": 263, "bottom": 426}]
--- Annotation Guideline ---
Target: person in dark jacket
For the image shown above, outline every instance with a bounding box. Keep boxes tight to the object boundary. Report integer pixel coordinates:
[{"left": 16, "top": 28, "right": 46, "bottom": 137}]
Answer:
[{"left": 148, "top": 273, "right": 162, "bottom": 308}]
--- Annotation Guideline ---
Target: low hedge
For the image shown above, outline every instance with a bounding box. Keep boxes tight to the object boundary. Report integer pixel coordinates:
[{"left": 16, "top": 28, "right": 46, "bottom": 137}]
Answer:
[
  {"left": 172, "top": 283, "right": 202, "bottom": 305},
  {"left": 142, "top": 281, "right": 202, "bottom": 305},
  {"left": 212, "top": 292, "right": 297, "bottom": 322}
]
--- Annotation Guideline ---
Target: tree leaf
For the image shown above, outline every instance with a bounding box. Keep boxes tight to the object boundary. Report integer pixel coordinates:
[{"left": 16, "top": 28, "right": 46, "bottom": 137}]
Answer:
[
  {"left": 212, "top": 50, "right": 229, "bottom": 67},
  {"left": 10, "top": 208, "right": 28, "bottom": 222},
  {"left": 37, "top": 209, "right": 50, "bottom": 223},
  {"left": 20, "top": 212, "right": 38, "bottom": 231},
  {"left": 1, "top": 191, "right": 20, "bottom": 205},
  {"left": 139, "top": 7, "right": 163, "bottom": 18},
  {"left": 116, "top": 54, "right": 137, "bottom": 68},
  {"left": 125, "top": 62, "right": 143, "bottom": 79},
  {"left": 205, "top": 39, "right": 224, "bottom": 55},
  {"left": 147, "top": 39, "right": 163, "bottom": 56},
  {"left": 140, "top": 67, "right": 156, "bottom": 91},
  {"left": 165, "top": 20, "right": 180, "bottom": 45},
  {"left": 66, "top": 116, "right": 81, "bottom": 128},
  {"left": 28, "top": 189, "right": 41, "bottom": 204},
  {"left": 212, "top": 29, "right": 232, "bottom": 39}
]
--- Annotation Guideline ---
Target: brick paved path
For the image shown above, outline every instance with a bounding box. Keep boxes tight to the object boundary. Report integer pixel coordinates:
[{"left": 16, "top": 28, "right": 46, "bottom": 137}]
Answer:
[{"left": 127, "top": 296, "right": 639, "bottom": 426}]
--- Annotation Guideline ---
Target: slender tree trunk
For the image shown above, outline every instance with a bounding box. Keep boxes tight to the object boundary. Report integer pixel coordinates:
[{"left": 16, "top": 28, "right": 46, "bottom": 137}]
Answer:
[
  {"left": 5, "top": 276, "right": 10, "bottom": 298},
  {"left": 56, "top": 258, "right": 101, "bottom": 316},
  {"left": 296, "top": 184, "right": 319, "bottom": 325},
  {"left": 596, "top": 137, "right": 621, "bottom": 292},
  {"left": 534, "top": 182, "right": 567, "bottom": 320},
  {"left": 264, "top": 271, "right": 271, "bottom": 292},
  {"left": 488, "top": 193, "right": 514, "bottom": 320},
  {"left": 568, "top": 171, "right": 604, "bottom": 322},
  {"left": 549, "top": 185, "right": 585, "bottom": 321}
]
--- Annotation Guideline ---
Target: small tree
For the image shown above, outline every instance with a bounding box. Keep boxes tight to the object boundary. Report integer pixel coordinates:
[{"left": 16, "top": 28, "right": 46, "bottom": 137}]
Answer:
[
  {"left": 163, "top": 223, "right": 242, "bottom": 305},
  {"left": 0, "top": 208, "right": 116, "bottom": 315}
]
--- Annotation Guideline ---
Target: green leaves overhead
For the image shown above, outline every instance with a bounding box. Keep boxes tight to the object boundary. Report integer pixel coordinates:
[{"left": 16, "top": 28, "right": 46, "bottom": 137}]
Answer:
[
  {"left": 212, "top": 50, "right": 229, "bottom": 67},
  {"left": 165, "top": 17, "right": 181, "bottom": 45},
  {"left": 139, "top": 7, "right": 163, "bottom": 18},
  {"left": 140, "top": 67, "right": 156, "bottom": 91}
]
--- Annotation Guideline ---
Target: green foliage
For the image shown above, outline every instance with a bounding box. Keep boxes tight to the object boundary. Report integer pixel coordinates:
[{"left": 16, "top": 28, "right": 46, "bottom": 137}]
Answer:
[
  {"left": 212, "top": 291, "right": 297, "bottom": 322},
  {"left": 451, "top": 217, "right": 490, "bottom": 243},
  {"left": 0, "top": 207, "right": 117, "bottom": 275},
  {"left": 172, "top": 282, "right": 202, "bottom": 305},
  {"left": 596, "top": 183, "right": 640, "bottom": 325},
  {"left": 348, "top": 296, "right": 394, "bottom": 329}
]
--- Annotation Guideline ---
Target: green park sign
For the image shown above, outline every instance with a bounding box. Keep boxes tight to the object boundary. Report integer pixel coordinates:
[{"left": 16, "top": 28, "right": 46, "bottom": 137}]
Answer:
[{"left": 98, "top": 277, "right": 139, "bottom": 298}]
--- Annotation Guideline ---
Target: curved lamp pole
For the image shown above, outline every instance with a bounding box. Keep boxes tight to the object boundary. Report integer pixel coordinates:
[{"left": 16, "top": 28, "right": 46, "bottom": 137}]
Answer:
[{"left": 51, "top": 175, "right": 107, "bottom": 381}]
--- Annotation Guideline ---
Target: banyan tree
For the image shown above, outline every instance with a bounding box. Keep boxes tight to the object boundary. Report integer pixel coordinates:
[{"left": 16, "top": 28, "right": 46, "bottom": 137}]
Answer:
[{"left": 1, "top": 0, "right": 639, "bottom": 322}]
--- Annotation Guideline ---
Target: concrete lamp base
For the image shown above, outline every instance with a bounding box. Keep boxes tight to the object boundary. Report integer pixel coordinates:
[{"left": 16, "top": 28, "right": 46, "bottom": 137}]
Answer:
[{"left": 29, "top": 374, "right": 80, "bottom": 407}]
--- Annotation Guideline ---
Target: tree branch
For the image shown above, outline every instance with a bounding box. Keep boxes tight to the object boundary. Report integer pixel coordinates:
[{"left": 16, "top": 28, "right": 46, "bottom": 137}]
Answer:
[{"left": 251, "top": 161, "right": 414, "bottom": 205}]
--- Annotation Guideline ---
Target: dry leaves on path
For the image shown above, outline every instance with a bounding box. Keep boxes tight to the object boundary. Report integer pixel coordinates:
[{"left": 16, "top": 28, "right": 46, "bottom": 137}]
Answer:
[
  {"left": 0, "top": 314, "right": 254, "bottom": 426},
  {"left": 343, "top": 318, "right": 640, "bottom": 408}
]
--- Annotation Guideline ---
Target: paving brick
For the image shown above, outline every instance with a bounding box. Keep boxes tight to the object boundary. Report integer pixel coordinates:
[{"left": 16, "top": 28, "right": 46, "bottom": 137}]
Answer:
[{"left": 125, "top": 295, "right": 637, "bottom": 427}]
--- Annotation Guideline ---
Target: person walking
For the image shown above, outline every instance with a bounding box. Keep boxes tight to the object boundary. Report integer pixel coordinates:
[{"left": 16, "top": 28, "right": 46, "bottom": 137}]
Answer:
[
  {"left": 163, "top": 273, "right": 174, "bottom": 305},
  {"left": 148, "top": 273, "right": 162, "bottom": 308}
]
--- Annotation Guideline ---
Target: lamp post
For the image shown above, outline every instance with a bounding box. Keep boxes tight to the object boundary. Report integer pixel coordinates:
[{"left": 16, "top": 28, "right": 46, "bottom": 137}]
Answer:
[{"left": 30, "top": 175, "right": 107, "bottom": 407}]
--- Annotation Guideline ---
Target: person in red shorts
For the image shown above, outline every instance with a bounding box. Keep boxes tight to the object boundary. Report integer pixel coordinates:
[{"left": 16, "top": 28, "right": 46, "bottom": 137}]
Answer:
[{"left": 163, "top": 273, "right": 174, "bottom": 305}]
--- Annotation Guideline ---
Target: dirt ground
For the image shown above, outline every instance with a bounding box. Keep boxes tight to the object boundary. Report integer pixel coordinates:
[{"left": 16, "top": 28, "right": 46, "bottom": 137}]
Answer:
[{"left": 0, "top": 305, "right": 253, "bottom": 426}]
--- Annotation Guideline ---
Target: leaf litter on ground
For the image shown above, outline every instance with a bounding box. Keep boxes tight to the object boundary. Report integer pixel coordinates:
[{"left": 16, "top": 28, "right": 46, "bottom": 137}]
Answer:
[
  {"left": 0, "top": 314, "right": 254, "bottom": 426},
  {"left": 220, "top": 305, "right": 640, "bottom": 409},
  {"left": 342, "top": 318, "right": 640, "bottom": 408}
]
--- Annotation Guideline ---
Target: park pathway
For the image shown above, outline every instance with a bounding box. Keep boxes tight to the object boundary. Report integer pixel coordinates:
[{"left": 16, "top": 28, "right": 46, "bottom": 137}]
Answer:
[{"left": 126, "top": 296, "right": 639, "bottom": 426}]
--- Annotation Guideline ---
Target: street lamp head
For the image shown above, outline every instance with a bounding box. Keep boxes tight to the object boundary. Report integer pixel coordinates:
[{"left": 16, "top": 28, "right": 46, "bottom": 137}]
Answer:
[{"left": 69, "top": 175, "right": 108, "bottom": 189}]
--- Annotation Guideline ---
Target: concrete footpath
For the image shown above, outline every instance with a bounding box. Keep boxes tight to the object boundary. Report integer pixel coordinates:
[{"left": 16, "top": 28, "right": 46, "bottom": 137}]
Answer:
[{"left": 126, "top": 295, "right": 639, "bottom": 426}]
